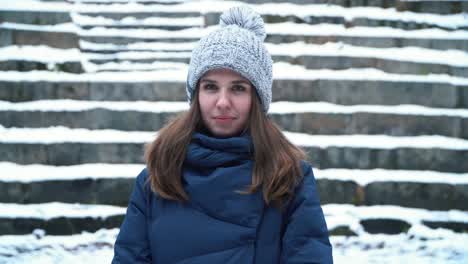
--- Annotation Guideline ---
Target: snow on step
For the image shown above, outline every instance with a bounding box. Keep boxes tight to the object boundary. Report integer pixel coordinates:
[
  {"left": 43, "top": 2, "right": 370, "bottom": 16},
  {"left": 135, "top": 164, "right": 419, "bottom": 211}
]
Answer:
[
  {"left": 283, "top": 131, "right": 468, "bottom": 150},
  {"left": 0, "top": 126, "right": 155, "bottom": 143},
  {"left": 4, "top": 43, "right": 468, "bottom": 71},
  {"left": 314, "top": 168, "right": 468, "bottom": 186},
  {"left": 0, "top": 228, "right": 118, "bottom": 264},
  {"left": 1, "top": 63, "right": 467, "bottom": 85},
  {"left": 0, "top": 228, "right": 467, "bottom": 264},
  {"left": 267, "top": 22, "right": 468, "bottom": 40},
  {"left": 0, "top": 162, "right": 143, "bottom": 182},
  {"left": 267, "top": 42, "right": 468, "bottom": 67},
  {"left": 79, "top": 39, "right": 196, "bottom": 51},
  {"left": 2, "top": 0, "right": 467, "bottom": 30},
  {"left": 0, "top": 22, "right": 78, "bottom": 33},
  {"left": 0, "top": 46, "right": 81, "bottom": 63},
  {"left": 72, "top": 13, "right": 203, "bottom": 27},
  {"left": 1, "top": 125, "right": 467, "bottom": 150},
  {"left": 2, "top": 100, "right": 468, "bottom": 118},
  {"left": 75, "top": 22, "right": 468, "bottom": 40},
  {"left": 257, "top": 3, "right": 468, "bottom": 30},
  {"left": 331, "top": 226, "right": 468, "bottom": 263},
  {"left": 0, "top": 201, "right": 465, "bottom": 227},
  {"left": 4, "top": 20, "right": 467, "bottom": 41},
  {"left": 84, "top": 51, "right": 191, "bottom": 60},
  {"left": 0, "top": 202, "right": 125, "bottom": 220},
  {"left": 323, "top": 204, "right": 468, "bottom": 233},
  {"left": 1, "top": 161, "right": 467, "bottom": 185},
  {"left": 81, "top": 41, "right": 468, "bottom": 67},
  {"left": 86, "top": 60, "right": 187, "bottom": 71}
]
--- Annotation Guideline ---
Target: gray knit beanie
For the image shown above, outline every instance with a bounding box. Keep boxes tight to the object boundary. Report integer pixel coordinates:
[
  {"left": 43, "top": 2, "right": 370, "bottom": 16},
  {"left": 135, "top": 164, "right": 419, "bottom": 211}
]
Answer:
[{"left": 186, "top": 5, "right": 273, "bottom": 112}]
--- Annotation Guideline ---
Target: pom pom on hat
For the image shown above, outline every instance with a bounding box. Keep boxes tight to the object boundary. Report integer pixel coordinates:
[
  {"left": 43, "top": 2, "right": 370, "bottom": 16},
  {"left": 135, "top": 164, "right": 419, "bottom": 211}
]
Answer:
[{"left": 219, "top": 6, "right": 267, "bottom": 41}]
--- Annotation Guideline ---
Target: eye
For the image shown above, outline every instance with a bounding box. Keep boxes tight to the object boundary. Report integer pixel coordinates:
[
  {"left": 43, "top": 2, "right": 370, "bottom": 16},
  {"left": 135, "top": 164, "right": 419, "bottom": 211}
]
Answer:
[
  {"left": 203, "top": 84, "right": 217, "bottom": 91},
  {"left": 232, "top": 85, "right": 246, "bottom": 92}
]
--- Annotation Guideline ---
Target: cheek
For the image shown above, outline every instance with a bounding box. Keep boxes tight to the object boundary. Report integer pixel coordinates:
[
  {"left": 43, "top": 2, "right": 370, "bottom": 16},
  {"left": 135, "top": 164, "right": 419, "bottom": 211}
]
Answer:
[
  {"left": 237, "top": 98, "right": 252, "bottom": 117},
  {"left": 198, "top": 94, "right": 212, "bottom": 116}
]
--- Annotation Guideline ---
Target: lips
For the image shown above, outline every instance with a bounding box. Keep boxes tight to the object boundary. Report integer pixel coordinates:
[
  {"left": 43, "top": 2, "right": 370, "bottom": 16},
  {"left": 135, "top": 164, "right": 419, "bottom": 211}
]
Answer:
[
  {"left": 213, "top": 116, "right": 235, "bottom": 124},
  {"left": 214, "top": 116, "right": 235, "bottom": 120}
]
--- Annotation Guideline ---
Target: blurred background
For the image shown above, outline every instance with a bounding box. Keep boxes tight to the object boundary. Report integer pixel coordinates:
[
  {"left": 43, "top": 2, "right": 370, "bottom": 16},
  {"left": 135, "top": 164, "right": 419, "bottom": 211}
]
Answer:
[{"left": 0, "top": 0, "right": 467, "bottom": 263}]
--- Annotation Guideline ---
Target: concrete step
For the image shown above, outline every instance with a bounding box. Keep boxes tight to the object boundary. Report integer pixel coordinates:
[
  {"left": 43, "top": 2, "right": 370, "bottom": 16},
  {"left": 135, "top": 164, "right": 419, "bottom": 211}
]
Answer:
[
  {"left": 79, "top": 39, "right": 195, "bottom": 53},
  {"left": 3, "top": 0, "right": 467, "bottom": 27},
  {"left": 85, "top": 51, "right": 190, "bottom": 65},
  {"left": 241, "top": 0, "right": 468, "bottom": 15},
  {"left": 0, "top": 202, "right": 124, "bottom": 235},
  {"left": 0, "top": 23, "right": 79, "bottom": 49},
  {"left": 76, "top": 11, "right": 201, "bottom": 20},
  {"left": 1, "top": 162, "right": 466, "bottom": 210},
  {"left": 0, "top": 60, "right": 82, "bottom": 73},
  {"left": 0, "top": 126, "right": 467, "bottom": 172},
  {"left": 84, "top": 60, "right": 187, "bottom": 72},
  {"left": 0, "top": 11, "right": 71, "bottom": 25},
  {"left": 2, "top": 20, "right": 466, "bottom": 51},
  {"left": 0, "top": 67, "right": 466, "bottom": 108},
  {"left": 73, "top": 13, "right": 203, "bottom": 31},
  {"left": 70, "top": 0, "right": 191, "bottom": 5},
  {"left": 0, "top": 46, "right": 83, "bottom": 73},
  {"left": 324, "top": 204, "right": 468, "bottom": 236},
  {"left": 0, "top": 228, "right": 118, "bottom": 262},
  {"left": 393, "top": 0, "right": 468, "bottom": 15},
  {"left": 3, "top": 42, "right": 467, "bottom": 76},
  {"left": 82, "top": 42, "right": 468, "bottom": 77},
  {"left": 0, "top": 227, "right": 465, "bottom": 262},
  {"left": 205, "top": 6, "right": 468, "bottom": 31},
  {"left": 264, "top": 23, "right": 468, "bottom": 51},
  {"left": 1, "top": 100, "right": 467, "bottom": 138},
  {"left": 70, "top": 4, "right": 468, "bottom": 31},
  {"left": 76, "top": 23, "right": 468, "bottom": 50},
  {"left": 0, "top": 202, "right": 465, "bottom": 235}
]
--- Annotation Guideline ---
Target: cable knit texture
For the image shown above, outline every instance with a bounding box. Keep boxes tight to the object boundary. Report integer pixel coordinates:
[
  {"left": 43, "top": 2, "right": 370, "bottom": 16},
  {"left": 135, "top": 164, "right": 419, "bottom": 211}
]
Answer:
[{"left": 186, "top": 6, "right": 273, "bottom": 112}]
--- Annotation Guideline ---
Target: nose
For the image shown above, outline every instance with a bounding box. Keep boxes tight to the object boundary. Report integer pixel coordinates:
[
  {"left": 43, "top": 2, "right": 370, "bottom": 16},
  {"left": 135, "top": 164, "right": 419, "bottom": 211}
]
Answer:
[{"left": 216, "top": 88, "right": 231, "bottom": 110}]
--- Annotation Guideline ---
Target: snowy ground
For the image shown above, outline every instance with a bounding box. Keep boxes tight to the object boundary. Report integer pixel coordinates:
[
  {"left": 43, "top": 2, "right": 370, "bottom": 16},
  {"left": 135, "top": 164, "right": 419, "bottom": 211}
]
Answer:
[{"left": 0, "top": 226, "right": 466, "bottom": 263}]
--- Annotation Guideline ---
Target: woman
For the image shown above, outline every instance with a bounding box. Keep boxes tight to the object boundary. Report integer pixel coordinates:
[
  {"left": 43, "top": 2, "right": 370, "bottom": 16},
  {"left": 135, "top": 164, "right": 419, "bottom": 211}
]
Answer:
[{"left": 112, "top": 6, "right": 332, "bottom": 264}]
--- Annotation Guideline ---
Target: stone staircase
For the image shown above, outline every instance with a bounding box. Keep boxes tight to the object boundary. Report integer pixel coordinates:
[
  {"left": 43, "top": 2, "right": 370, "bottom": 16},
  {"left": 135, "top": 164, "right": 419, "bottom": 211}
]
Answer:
[{"left": 0, "top": 0, "right": 467, "bottom": 261}]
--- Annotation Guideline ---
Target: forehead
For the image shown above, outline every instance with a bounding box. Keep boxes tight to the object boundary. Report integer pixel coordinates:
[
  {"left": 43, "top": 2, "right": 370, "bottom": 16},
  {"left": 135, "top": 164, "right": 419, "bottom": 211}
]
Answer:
[{"left": 201, "top": 68, "right": 250, "bottom": 82}]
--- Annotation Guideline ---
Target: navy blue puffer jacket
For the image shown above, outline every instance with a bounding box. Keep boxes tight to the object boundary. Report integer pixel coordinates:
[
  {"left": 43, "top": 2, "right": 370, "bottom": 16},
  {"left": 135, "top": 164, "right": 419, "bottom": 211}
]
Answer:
[{"left": 112, "top": 132, "right": 332, "bottom": 263}]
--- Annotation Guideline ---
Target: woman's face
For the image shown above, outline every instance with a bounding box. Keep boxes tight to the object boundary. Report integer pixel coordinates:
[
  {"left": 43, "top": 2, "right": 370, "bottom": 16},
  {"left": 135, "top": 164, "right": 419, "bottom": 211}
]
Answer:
[{"left": 198, "top": 68, "right": 253, "bottom": 138}]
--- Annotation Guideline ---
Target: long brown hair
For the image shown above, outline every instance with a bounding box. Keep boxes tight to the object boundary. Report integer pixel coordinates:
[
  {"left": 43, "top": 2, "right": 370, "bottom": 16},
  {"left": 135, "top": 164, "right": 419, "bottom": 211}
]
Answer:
[{"left": 144, "top": 87, "right": 306, "bottom": 208}]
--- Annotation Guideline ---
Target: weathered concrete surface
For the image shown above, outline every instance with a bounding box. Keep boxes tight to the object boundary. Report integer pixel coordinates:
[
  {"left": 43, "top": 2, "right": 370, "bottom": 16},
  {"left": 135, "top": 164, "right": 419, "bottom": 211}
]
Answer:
[
  {"left": 206, "top": 12, "right": 467, "bottom": 31},
  {"left": 1, "top": 80, "right": 465, "bottom": 108},
  {"left": 0, "top": 11, "right": 71, "bottom": 25},
  {"left": 1, "top": 143, "right": 466, "bottom": 173},
  {"left": 0, "top": 60, "right": 83, "bottom": 73},
  {"left": 0, "top": 215, "right": 123, "bottom": 235},
  {"left": 1, "top": 178, "right": 465, "bottom": 210},
  {"left": 1, "top": 110, "right": 465, "bottom": 138},
  {"left": 238, "top": 0, "right": 468, "bottom": 14},
  {"left": 271, "top": 55, "right": 468, "bottom": 78},
  {"left": 365, "top": 182, "right": 468, "bottom": 210},
  {"left": 0, "top": 27, "right": 79, "bottom": 49},
  {"left": 0, "top": 178, "right": 134, "bottom": 207},
  {"left": 266, "top": 34, "right": 468, "bottom": 51},
  {"left": 360, "top": 218, "right": 411, "bottom": 234}
]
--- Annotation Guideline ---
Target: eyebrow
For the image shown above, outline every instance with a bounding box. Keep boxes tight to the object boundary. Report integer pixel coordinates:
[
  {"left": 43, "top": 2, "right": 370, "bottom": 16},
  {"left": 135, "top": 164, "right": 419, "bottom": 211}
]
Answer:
[{"left": 199, "top": 78, "right": 251, "bottom": 85}]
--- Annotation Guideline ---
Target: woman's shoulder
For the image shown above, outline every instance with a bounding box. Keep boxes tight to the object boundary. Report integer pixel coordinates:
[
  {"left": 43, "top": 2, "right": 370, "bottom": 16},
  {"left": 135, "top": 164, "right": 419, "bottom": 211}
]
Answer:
[
  {"left": 134, "top": 167, "right": 155, "bottom": 198},
  {"left": 291, "top": 160, "right": 319, "bottom": 200},
  {"left": 299, "top": 160, "right": 315, "bottom": 179}
]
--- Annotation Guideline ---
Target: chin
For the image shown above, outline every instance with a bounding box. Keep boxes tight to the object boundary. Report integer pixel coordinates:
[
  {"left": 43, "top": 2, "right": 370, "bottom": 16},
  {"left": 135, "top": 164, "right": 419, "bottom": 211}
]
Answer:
[{"left": 210, "top": 128, "right": 242, "bottom": 138}]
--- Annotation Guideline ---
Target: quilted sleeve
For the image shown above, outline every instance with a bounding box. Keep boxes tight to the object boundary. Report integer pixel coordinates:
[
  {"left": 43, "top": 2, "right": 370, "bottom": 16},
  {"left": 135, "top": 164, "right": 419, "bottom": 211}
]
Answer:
[
  {"left": 280, "top": 162, "right": 333, "bottom": 264},
  {"left": 112, "top": 168, "right": 152, "bottom": 264}
]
